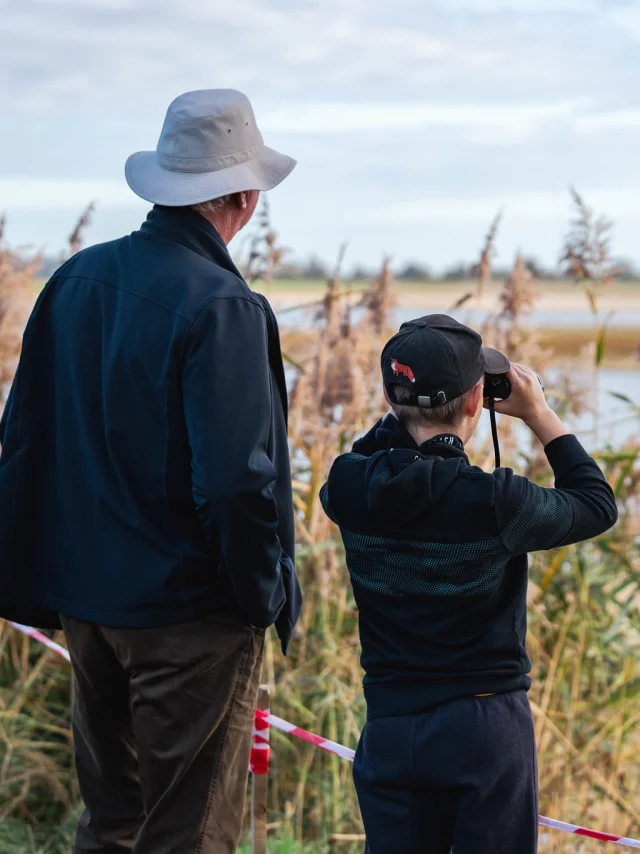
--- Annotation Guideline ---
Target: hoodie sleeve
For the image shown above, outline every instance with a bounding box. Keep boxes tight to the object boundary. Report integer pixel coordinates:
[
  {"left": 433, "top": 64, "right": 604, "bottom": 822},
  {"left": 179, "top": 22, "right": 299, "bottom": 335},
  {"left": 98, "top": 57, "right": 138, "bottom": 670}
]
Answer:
[
  {"left": 182, "top": 296, "right": 288, "bottom": 629},
  {"left": 351, "top": 418, "right": 385, "bottom": 456},
  {"left": 494, "top": 434, "right": 618, "bottom": 556}
]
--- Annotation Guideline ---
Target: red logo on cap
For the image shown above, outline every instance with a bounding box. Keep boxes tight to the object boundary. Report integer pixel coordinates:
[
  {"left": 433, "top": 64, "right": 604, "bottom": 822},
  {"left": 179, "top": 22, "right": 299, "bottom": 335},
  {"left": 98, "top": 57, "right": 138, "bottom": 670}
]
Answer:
[{"left": 391, "top": 359, "right": 416, "bottom": 382}]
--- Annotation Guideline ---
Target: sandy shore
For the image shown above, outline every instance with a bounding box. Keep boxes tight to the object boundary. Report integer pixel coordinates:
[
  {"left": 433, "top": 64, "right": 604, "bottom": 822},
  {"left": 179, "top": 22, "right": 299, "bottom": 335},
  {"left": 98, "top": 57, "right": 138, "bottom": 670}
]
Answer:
[{"left": 257, "top": 281, "right": 640, "bottom": 315}]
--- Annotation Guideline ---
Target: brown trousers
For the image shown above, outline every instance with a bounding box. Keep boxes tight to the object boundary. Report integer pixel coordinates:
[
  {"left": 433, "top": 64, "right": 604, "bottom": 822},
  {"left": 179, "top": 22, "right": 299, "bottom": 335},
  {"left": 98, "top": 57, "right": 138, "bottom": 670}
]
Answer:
[{"left": 60, "top": 612, "right": 265, "bottom": 854}]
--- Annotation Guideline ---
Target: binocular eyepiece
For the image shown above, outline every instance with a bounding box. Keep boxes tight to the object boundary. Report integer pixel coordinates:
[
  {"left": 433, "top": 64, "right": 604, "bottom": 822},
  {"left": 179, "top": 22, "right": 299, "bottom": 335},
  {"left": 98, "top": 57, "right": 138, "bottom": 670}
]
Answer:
[{"left": 484, "top": 367, "right": 545, "bottom": 401}]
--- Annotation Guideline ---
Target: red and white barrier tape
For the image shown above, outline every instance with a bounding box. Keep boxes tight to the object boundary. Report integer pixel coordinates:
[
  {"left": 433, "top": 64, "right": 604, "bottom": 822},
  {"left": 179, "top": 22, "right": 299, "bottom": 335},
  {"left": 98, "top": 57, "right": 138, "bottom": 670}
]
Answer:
[
  {"left": 9, "top": 621, "right": 71, "bottom": 662},
  {"left": 255, "top": 708, "right": 355, "bottom": 761},
  {"left": 538, "top": 816, "right": 640, "bottom": 849},
  {"left": 257, "top": 709, "right": 640, "bottom": 848},
  {"left": 250, "top": 706, "right": 270, "bottom": 775},
  {"left": 6, "top": 620, "right": 640, "bottom": 848}
]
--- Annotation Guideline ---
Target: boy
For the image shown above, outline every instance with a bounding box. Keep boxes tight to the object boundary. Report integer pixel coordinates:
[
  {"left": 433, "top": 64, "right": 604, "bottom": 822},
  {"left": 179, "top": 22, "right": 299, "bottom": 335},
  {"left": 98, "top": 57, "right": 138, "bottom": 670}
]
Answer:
[{"left": 320, "top": 315, "right": 618, "bottom": 853}]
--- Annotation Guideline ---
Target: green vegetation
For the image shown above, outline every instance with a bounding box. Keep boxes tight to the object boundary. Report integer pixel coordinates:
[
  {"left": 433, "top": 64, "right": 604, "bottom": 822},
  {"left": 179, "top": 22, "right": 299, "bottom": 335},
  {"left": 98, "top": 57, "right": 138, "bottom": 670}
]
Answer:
[{"left": 1, "top": 196, "right": 639, "bottom": 852}]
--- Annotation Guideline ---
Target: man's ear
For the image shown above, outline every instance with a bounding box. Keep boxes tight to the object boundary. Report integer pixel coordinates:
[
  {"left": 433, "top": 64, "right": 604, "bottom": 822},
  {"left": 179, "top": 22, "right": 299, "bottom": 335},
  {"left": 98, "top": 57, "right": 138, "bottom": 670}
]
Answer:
[
  {"left": 239, "top": 189, "right": 260, "bottom": 210},
  {"left": 234, "top": 192, "right": 248, "bottom": 210}
]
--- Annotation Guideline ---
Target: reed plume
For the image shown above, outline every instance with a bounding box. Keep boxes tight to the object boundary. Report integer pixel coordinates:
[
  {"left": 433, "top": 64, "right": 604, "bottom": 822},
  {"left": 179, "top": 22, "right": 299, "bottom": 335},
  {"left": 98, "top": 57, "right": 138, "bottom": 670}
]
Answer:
[{"left": 474, "top": 209, "right": 502, "bottom": 299}]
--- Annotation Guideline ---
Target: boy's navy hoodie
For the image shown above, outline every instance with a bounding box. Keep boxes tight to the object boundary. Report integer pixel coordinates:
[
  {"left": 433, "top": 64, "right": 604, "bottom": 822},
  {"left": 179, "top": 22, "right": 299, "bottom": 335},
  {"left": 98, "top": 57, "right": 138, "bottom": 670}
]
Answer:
[{"left": 320, "top": 414, "right": 617, "bottom": 719}]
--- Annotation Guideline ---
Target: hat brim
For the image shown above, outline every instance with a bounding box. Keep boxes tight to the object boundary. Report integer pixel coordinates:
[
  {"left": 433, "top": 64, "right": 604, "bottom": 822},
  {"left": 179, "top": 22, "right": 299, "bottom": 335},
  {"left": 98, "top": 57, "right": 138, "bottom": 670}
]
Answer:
[
  {"left": 482, "top": 346, "right": 510, "bottom": 375},
  {"left": 124, "top": 145, "right": 296, "bottom": 206}
]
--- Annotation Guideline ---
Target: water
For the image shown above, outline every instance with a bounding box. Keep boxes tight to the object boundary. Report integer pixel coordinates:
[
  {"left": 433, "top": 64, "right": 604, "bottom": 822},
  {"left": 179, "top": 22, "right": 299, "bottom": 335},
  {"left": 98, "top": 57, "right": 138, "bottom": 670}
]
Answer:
[
  {"left": 571, "top": 368, "right": 639, "bottom": 448},
  {"left": 278, "top": 292, "right": 640, "bottom": 452},
  {"left": 472, "top": 368, "right": 640, "bottom": 454},
  {"left": 399, "top": 308, "right": 640, "bottom": 329}
]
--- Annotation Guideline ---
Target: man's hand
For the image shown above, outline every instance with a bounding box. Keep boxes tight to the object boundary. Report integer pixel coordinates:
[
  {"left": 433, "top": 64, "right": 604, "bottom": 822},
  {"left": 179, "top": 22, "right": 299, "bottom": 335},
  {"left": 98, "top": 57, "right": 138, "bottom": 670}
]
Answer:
[{"left": 486, "top": 363, "right": 568, "bottom": 447}]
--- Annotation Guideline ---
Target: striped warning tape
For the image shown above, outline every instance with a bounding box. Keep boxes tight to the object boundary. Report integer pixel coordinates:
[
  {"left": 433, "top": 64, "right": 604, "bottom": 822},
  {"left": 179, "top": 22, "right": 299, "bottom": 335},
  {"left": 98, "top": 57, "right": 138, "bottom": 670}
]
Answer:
[
  {"left": 538, "top": 816, "right": 640, "bottom": 849},
  {"left": 255, "top": 708, "right": 355, "bottom": 761},
  {"left": 7, "top": 620, "right": 640, "bottom": 848},
  {"left": 9, "top": 621, "right": 71, "bottom": 662},
  {"left": 250, "top": 705, "right": 270, "bottom": 775},
  {"left": 255, "top": 713, "right": 640, "bottom": 848}
]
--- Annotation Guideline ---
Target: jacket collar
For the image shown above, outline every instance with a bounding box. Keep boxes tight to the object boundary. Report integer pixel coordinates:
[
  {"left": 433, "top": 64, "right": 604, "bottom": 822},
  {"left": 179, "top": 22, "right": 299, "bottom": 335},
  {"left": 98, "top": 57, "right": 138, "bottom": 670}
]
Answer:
[
  {"left": 139, "top": 206, "right": 290, "bottom": 426},
  {"left": 353, "top": 413, "right": 469, "bottom": 462},
  {"left": 140, "top": 205, "right": 242, "bottom": 278}
]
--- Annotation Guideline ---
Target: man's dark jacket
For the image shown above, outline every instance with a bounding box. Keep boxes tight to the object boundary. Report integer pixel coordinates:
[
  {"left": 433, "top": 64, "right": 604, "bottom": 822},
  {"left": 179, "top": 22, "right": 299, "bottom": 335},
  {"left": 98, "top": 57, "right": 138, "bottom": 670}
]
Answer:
[
  {"left": 0, "top": 206, "right": 301, "bottom": 652},
  {"left": 321, "top": 414, "right": 617, "bottom": 718}
]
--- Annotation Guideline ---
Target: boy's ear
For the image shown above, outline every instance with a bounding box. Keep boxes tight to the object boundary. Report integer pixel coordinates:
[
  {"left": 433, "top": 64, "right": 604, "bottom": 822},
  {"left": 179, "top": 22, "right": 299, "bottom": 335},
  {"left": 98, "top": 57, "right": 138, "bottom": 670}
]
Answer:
[{"left": 465, "top": 382, "right": 484, "bottom": 416}]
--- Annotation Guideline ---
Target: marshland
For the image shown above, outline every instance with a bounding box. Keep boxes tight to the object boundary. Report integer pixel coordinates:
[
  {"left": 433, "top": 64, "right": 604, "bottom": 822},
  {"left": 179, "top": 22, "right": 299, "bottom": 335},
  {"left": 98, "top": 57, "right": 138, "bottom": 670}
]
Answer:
[{"left": 0, "top": 190, "right": 638, "bottom": 853}]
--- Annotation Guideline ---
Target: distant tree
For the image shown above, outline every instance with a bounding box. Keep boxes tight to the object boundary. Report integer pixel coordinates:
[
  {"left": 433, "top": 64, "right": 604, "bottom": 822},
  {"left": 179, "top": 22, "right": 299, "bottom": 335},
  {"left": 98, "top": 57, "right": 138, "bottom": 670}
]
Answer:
[
  {"left": 273, "top": 261, "right": 304, "bottom": 280},
  {"left": 349, "top": 264, "right": 373, "bottom": 281},
  {"left": 302, "top": 255, "right": 329, "bottom": 280},
  {"left": 442, "top": 262, "right": 473, "bottom": 281},
  {"left": 396, "top": 262, "right": 432, "bottom": 281},
  {"left": 521, "top": 256, "right": 550, "bottom": 279},
  {"left": 613, "top": 258, "right": 639, "bottom": 281}
]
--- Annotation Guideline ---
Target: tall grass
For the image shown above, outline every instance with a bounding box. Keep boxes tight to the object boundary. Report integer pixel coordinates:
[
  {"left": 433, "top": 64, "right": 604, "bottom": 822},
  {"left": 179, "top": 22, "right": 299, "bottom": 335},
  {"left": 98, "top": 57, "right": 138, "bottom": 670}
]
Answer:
[{"left": 0, "top": 193, "right": 638, "bottom": 853}]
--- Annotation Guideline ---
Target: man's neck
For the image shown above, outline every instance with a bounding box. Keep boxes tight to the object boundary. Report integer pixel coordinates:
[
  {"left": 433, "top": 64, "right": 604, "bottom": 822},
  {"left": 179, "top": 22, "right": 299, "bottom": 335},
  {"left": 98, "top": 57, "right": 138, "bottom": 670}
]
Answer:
[{"left": 193, "top": 208, "right": 236, "bottom": 245}]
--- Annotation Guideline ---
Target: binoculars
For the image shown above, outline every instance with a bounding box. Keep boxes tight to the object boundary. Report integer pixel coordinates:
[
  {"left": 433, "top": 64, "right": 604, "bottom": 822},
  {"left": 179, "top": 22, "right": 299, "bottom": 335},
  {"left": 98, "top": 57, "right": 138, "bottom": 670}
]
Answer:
[{"left": 484, "top": 368, "right": 545, "bottom": 401}]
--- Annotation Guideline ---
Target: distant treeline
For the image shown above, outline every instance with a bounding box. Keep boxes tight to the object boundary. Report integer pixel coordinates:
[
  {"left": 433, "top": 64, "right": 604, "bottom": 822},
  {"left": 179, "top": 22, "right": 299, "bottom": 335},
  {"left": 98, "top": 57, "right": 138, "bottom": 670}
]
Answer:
[
  {"left": 250, "top": 255, "right": 640, "bottom": 283},
  {"left": 34, "top": 252, "right": 640, "bottom": 284}
]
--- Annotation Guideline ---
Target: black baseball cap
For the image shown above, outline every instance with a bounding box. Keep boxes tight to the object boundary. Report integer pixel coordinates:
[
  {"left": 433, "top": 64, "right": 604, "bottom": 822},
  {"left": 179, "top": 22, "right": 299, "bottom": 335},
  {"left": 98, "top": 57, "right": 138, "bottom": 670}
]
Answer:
[{"left": 381, "top": 314, "right": 509, "bottom": 408}]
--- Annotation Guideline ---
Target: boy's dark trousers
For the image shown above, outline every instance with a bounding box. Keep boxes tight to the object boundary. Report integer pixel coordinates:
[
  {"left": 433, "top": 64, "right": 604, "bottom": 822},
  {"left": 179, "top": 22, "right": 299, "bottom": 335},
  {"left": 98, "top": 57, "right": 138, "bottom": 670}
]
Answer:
[
  {"left": 354, "top": 691, "right": 538, "bottom": 854},
  {"left": 60, "top": 611, "right": 265, "bottom": 854}
]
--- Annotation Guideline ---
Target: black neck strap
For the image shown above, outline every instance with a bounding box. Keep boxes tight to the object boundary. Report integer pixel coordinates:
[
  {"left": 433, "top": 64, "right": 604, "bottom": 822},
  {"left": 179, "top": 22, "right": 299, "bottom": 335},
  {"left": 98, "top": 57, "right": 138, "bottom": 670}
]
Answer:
[{"left": 489, "top": 398, "right": 501, "bottom": 469}]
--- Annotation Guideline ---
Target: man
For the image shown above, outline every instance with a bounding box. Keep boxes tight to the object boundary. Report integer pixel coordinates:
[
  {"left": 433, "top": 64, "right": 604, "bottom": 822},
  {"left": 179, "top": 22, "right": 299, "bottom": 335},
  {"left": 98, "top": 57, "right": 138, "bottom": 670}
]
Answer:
[
  {"left": 320, "top": 315, "right": 618, "bottom": 853},
  {"left": 0, "top": 89, "right": 301, "bottom": 853}
]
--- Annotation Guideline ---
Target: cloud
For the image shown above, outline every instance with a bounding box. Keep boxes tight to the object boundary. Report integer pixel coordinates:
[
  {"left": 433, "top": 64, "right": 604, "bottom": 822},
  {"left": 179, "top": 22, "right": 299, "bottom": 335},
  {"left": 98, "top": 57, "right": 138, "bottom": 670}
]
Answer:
[
  {"left": 262, "top": 98, "right": 590, "bottom": 139},
  {"left": 609, "top": 7, "right": 640, "bottom": 40},
  {"left": 2, "top": 0, "right": 640, "bottom": 267},
  {"left": 360, "top": 188, "right": 640, "bottom": 225},
  {"left": 574, "top": 108, "right": 640, "bottom": 132},
  {"left": 0, "top": 176, "right": 137, "bottom": 209},
  {"left": 0, "top": 1, "right": 522, "bottom": 118},
  {"left": 441, "top": 0, "right": 597, "bottom": 10}
]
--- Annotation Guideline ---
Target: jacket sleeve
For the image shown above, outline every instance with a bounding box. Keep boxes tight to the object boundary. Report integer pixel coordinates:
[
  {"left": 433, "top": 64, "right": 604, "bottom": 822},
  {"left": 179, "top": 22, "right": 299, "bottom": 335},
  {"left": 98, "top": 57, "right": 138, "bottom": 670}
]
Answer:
[
  {"left": 0, "top": 377, "right": 16, "bottom": 448},
  {"left": 182, "top": 296, "right": 288, "bottom": 629},
  {"left": 495, "top": 434, "right": 618, "bottom": 556}
]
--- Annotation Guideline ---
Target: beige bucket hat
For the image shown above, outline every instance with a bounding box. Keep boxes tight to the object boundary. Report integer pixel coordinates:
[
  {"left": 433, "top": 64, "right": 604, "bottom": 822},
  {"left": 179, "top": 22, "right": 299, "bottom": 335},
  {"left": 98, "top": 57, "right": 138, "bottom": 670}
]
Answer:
[{"left": 125, "top": 89, "right": 296, "bottom": 206}]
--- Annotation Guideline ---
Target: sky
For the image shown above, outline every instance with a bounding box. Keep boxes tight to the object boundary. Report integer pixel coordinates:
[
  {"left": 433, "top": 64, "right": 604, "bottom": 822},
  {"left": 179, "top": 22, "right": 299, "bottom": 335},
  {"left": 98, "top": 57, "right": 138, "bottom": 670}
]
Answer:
[{"left": 2, "top": 0, "right": 640, "bottom": 273}]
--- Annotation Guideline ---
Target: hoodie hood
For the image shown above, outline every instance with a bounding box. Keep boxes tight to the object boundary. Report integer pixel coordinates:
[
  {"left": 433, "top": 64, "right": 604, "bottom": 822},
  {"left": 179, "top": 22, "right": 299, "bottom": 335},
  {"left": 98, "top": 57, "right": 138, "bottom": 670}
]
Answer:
[{"left": 333, "top": 414, "right": 467, "bottom": 527}]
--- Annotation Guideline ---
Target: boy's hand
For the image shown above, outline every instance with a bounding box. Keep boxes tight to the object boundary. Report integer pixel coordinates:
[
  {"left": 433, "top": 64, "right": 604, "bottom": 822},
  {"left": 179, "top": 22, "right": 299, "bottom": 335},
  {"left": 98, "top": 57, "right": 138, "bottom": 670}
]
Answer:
[
  {"left": 487, "top": 364, "right": 546, "bottom": 421},
  {"left": 485, "top": 363, "right": 569, "bottom": 447}
]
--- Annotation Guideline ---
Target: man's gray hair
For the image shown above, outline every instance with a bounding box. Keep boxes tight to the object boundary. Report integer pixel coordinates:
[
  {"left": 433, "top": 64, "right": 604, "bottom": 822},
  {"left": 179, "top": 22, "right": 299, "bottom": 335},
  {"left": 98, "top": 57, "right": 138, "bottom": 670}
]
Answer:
[
  {"left": 391, "top": 381, "right": 481, "bottom": 430},
  {"left": 191, "top": 195, "right": 231, "bottom": 216}
]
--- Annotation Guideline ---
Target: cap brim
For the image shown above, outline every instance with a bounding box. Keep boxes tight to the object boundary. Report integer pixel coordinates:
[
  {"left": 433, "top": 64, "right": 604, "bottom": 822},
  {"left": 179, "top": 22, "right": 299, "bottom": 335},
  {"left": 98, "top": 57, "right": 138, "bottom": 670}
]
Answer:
[
  {"left": 124, "top": 145, "right": 296, "bottom": 206},
  {"left": 482, "top": 346, "right": 510, "bottom": 375}
]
